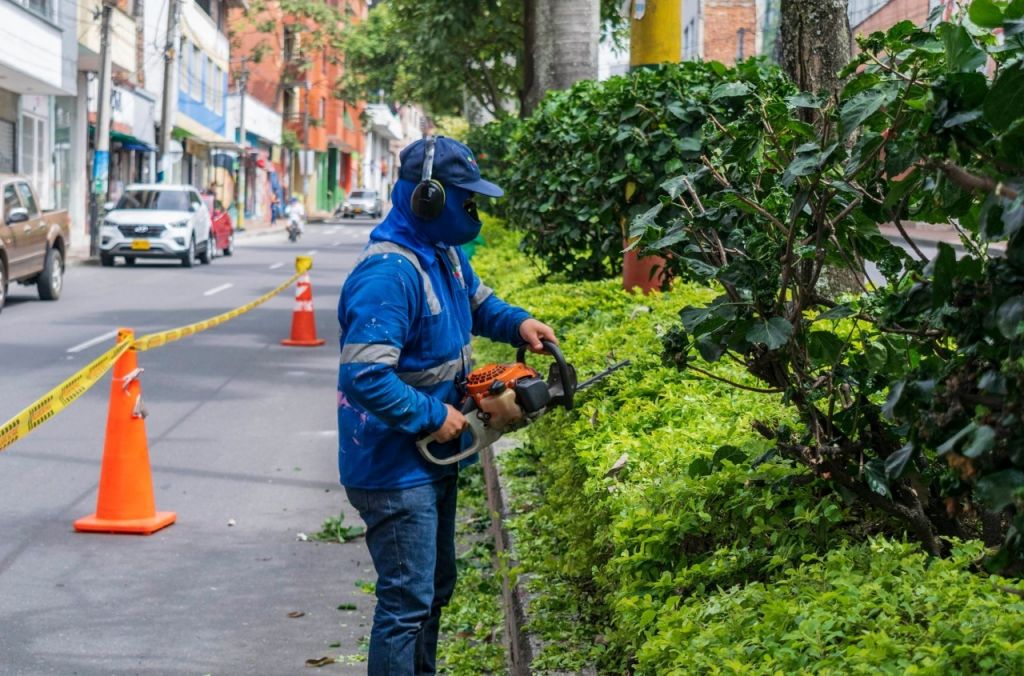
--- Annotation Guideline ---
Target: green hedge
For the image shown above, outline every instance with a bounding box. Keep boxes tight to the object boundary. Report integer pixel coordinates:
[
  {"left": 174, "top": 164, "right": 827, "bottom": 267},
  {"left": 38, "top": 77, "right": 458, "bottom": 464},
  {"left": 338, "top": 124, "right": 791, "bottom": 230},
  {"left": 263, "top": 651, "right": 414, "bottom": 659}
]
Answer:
[{"left": 468, "top": 216, "right": 1024, "bottom": 673}]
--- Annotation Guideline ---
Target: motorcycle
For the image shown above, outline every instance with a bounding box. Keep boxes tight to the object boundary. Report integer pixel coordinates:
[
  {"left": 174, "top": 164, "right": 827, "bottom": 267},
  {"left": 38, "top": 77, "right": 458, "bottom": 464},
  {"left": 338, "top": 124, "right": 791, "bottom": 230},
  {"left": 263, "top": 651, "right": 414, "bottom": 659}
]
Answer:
[{"left": 287, "top": 219, "right": 302, "bottom": 242}]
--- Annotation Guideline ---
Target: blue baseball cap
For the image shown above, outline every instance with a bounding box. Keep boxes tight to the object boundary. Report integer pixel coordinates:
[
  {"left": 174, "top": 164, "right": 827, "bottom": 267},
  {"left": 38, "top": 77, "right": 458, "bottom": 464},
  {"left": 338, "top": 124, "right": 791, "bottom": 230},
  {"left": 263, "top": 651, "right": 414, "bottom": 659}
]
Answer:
[{"left": 399, "top": 136, "right": 504, "bottom": 198}]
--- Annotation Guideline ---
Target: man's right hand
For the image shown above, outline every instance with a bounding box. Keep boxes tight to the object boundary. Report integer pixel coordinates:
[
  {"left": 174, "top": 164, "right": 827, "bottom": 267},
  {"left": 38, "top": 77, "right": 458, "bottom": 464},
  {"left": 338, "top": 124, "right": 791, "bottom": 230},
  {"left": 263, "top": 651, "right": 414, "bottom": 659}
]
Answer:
[{"left": 433, "top": 404, "right": 468, "bottom": 443}]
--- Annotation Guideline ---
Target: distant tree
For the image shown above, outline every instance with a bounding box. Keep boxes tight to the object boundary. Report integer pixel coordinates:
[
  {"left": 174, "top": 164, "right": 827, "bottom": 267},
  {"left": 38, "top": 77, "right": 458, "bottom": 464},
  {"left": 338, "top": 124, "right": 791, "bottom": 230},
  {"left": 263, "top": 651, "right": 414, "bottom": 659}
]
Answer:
[
  {"left": 522, "top": 0, "right": 600, "bottom": 115},
  {"left": 338, "top": 0, "right": 624, "bottom": 119}
]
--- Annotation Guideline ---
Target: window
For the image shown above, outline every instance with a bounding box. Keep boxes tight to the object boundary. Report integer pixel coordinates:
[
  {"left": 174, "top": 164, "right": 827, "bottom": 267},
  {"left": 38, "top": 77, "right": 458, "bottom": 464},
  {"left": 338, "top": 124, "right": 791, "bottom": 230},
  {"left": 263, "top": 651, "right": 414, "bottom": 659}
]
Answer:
[
  {"left": 736, "top": 27, "right": 747, "bottom": 62},
  {"left": 191, "top": 46, "right": 203, "bottom": 100},
  {"left": 209, "top": 62, "right": 219, "bottom": 112},
  {"left": 3, "top": 184, "right": 20, "bottom": 221},
  {"left": 319, "top": 97, "right": 326, "bottom": 121},
  {"left": 116, "top": 189, "right": 191, "bottom": 211},
  {"left": 179, "top": 40, "right": 189, "bottom": 92},
  {"left": 848, "top": 0, "right": 889, "bottom": 28},
  {"left": 16, "top": 182, "right": 38, "bottom": 217},
  {"left": 683, "top": 18, "right": 698, "bottom": 60}
]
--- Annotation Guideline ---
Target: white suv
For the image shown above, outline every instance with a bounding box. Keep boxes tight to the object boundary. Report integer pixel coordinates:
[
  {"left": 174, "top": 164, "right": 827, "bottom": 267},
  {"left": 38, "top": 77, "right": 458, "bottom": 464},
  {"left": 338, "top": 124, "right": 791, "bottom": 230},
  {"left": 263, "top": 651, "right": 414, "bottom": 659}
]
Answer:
[{"left": 100, "top": 185, "right": 215, "bottom": 268}]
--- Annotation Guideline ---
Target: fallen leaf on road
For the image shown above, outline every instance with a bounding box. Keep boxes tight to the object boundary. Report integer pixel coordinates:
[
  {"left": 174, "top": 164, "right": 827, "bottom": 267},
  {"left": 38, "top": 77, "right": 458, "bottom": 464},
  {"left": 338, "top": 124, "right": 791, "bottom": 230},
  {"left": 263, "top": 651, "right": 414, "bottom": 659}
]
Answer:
[
  {"left": 296, "top": 532, "right": 309, "bottom": 541},
  {"left": 337, "top": 603, "right": 357, "bottom": 610},
  {"left": 288, "top": 611, "right": 305, "bottom": 618},
  {"left": 305, "top": 657, "right": 336, "bottom": 668}
]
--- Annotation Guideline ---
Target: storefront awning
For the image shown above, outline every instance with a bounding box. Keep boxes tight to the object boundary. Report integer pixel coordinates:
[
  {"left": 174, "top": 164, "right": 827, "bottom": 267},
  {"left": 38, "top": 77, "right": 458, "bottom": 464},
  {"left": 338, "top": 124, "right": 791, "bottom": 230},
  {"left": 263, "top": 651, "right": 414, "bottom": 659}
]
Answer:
[{"left": 89, "top": 125, "right": 157, "bottom": 152}]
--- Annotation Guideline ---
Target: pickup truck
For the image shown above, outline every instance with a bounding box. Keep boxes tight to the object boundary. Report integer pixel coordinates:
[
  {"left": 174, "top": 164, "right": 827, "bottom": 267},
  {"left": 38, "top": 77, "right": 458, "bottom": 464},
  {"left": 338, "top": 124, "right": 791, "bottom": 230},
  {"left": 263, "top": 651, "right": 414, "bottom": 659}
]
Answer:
[{"left": 0, "top": 175, "right": 70, "bottom": 314}]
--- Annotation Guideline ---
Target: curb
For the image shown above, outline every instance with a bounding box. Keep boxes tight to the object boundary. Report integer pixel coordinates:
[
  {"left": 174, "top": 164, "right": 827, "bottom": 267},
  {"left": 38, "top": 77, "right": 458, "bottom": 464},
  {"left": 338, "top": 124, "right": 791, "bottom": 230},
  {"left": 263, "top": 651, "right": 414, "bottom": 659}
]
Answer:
[{"left": 481, "top": 439, "right": 597, "bottom": 676}]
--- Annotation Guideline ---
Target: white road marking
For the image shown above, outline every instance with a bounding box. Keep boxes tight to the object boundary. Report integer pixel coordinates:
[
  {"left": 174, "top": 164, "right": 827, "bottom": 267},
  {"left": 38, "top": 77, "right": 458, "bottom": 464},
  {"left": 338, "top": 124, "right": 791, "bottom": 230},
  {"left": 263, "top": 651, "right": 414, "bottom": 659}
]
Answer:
[
  {"left": 305, "top": 250, "right": 319, "bottom": 256},
  {"left": 332, "top": 241, "right": 342, "bottom": 247},
  {"left": 203, "top": 283, "right": 234, "bottom": 297},
  {"left": 67, "top": 329, "right": 120, "bottom": 354},
  {"left": 269, "top": 262, "right": 284, "bottom": 270},
  {"left": 324, "top": 227, "right": 338, "bottom": 235}
]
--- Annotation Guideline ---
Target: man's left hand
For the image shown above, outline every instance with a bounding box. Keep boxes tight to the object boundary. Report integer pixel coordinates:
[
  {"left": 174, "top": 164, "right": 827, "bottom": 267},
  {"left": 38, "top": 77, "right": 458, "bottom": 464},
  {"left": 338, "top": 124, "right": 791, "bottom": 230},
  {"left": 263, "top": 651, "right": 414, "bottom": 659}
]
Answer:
[{"left": 519, "top": 318, "right": 558, "bottom": 354}]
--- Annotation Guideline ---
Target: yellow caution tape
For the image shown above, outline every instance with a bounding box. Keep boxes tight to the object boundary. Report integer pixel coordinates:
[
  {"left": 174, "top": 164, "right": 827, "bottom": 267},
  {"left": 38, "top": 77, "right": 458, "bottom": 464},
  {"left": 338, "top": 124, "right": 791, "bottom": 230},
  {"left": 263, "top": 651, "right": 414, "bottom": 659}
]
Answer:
[
  {"left": 134, "top": 270, "right": 302, "bottom": 351},
  {"left": 0, "top": 259, "right": 310, "bottom": 452},
  {"left": 0, "top": 340, "right": 131, "bottom": 453}
]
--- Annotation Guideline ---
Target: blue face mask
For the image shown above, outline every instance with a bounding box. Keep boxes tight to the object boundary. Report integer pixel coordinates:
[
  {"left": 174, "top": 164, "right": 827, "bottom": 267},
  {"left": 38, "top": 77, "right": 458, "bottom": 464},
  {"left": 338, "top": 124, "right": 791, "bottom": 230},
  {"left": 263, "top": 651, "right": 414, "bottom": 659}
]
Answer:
[{"left": 392, "top": 180, "right": 482, "bottom": 246}]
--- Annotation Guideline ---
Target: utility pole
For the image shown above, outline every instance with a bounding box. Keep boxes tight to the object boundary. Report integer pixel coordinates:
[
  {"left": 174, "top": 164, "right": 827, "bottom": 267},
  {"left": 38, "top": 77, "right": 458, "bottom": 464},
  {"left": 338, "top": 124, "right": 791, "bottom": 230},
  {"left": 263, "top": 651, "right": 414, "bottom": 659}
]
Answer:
[
  {"left": 301, "top": 79, "right": 310, "bottom": 204},
  {"left": 158, "top": 0, "right": 182, "bottom": 183},
  {"left": 629, "top": 0, "right": 682, "bottom": 68},
  {"left": 235, "top": 57, "right": 248, "bottom": 231},
  {"left": 89, "top": 0, "right": 114, "bottom": 259}
]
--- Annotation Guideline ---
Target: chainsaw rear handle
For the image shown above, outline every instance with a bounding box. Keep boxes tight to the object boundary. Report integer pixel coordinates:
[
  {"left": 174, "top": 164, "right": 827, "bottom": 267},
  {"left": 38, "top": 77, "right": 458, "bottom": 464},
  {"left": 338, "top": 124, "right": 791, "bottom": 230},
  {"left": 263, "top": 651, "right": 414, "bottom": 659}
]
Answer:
[
  {"left": 416, "top": 400, "right": 497, "bottom": 466},
  {"left": 516, "top": 339, "right": 576, "bottom": 410}
]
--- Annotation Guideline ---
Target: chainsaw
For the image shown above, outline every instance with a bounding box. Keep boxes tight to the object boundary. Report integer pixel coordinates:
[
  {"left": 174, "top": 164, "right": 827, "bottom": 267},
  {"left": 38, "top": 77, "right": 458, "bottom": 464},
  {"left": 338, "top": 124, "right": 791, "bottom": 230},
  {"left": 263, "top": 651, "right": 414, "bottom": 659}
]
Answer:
[{"left": 416, "top": 340, "right": 630, "bottom": 466}]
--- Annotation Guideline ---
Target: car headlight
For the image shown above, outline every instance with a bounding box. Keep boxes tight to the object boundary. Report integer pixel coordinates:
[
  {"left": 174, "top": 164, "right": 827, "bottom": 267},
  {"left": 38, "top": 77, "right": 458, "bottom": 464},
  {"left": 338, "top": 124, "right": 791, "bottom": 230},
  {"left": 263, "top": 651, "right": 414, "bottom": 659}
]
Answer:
[
  {"left": 169, "top": 219, "right": 189, "bottom": 228},
  {"left": 102, "top": 219, "right": 118, "bottom": 228}
]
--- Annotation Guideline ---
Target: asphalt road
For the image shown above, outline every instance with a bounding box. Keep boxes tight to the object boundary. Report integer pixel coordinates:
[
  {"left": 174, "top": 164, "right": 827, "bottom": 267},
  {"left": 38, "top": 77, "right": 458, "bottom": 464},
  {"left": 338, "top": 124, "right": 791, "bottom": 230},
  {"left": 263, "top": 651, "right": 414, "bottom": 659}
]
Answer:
[{"left": 0, "top": 217, "right": 380, "bottom": 675}]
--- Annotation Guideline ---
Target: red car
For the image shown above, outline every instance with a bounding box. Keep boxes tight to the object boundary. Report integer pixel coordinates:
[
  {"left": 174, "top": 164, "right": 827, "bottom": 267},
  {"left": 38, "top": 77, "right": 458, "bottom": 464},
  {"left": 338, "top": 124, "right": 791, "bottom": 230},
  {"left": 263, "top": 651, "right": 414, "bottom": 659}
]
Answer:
[{"left": 210, "top": 201, "right": 235, "bottom": 257}]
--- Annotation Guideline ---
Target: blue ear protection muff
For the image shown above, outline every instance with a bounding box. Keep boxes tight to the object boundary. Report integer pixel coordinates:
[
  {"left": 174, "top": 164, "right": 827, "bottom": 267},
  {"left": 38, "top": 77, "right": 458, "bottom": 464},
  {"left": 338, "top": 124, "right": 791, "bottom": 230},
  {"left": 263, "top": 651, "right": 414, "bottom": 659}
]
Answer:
[{"left": 410, "top": 136, "right": 445, "bottom": 220}]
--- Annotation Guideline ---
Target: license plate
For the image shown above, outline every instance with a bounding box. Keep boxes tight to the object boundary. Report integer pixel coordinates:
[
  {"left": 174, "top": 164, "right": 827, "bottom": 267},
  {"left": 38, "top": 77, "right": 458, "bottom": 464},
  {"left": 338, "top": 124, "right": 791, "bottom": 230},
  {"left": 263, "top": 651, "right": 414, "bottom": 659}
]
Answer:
[
  {"left": 354, "top": 207, "right": 362, "bottom": 213},
  {"left": 131, "top": 240, "right": 151, "bottom": 251}
]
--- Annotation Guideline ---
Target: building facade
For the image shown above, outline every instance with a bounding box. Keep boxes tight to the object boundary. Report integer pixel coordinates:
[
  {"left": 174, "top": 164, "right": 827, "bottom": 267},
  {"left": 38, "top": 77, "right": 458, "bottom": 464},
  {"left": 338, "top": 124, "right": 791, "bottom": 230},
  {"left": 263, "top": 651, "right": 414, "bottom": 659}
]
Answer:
[{"left": 0, "top": 0, "right": 79, "bottom": 239}]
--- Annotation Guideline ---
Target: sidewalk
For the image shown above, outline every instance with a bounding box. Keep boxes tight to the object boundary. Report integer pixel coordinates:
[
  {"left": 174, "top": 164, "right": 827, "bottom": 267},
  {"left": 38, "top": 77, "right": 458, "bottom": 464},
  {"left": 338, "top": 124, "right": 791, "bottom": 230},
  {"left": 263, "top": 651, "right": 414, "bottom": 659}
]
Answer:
[{"left": 877, "top": 221, "right": 1005, "bottom": 254}]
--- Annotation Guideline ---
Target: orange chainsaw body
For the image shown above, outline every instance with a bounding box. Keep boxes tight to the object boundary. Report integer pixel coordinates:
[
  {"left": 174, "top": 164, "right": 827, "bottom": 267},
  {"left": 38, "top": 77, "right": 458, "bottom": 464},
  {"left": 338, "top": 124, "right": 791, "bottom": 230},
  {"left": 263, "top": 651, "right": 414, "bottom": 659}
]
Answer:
[{"left": 464, "top": 362, "right": 541, "bottom": 430}]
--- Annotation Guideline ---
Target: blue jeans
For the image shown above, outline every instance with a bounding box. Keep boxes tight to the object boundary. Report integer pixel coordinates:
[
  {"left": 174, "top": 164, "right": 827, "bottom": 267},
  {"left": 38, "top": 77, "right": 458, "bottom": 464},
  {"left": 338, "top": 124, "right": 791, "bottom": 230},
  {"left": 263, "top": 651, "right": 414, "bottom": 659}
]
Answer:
[{"left": 345, "top": 475, "right": 458, "bottom": 675}]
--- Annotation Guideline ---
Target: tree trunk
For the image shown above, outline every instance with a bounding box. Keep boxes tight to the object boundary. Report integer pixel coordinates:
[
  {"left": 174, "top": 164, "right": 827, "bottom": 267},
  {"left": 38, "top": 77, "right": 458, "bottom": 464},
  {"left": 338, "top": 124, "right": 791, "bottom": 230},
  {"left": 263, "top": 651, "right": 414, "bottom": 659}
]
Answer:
[
  {"left": 522, "top": 0, "right": 599, "bottom": 116},
  {"left": 779, "top": 0, "right": 861, "bottom": 298},
  {"left": 778, "top": 0, "right": 851, "bottom": 103}
]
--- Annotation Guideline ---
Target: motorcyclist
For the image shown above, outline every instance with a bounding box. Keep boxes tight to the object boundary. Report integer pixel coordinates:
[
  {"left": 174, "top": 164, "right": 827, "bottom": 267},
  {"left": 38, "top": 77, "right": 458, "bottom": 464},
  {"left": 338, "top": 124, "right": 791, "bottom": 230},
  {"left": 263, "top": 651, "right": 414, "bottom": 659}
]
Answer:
[{"left": 286, "top": 195, "right": 305, "bottom": 234}]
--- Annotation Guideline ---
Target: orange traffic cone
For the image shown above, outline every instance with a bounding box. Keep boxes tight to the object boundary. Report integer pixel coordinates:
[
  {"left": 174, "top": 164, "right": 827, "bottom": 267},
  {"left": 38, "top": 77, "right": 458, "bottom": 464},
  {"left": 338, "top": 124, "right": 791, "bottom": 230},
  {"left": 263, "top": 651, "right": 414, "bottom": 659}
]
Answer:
[
  {"left": 281, "top": 269, "right": 326, "bottom": 347},
  {"left": 74, "top": 329, "right": 176, "bottom": 535}
]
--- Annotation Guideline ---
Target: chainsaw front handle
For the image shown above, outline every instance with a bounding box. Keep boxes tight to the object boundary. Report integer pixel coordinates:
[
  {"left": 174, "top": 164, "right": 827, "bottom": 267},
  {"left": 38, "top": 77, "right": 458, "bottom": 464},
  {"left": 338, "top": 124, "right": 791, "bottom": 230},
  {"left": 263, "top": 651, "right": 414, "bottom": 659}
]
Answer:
[{"left": 516, "top": 339, "right": 576, "bottom": 410}]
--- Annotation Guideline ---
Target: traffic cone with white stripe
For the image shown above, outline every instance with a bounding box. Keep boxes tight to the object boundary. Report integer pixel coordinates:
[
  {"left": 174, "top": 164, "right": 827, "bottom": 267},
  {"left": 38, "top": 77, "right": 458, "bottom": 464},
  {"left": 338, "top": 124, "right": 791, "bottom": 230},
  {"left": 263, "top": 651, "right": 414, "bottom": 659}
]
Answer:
[
  {"left": 282, "top": 257, "right": 325, "bottom": 347},
  {"left": 74, "top": 328, "right": 176, "bottom": 535}
]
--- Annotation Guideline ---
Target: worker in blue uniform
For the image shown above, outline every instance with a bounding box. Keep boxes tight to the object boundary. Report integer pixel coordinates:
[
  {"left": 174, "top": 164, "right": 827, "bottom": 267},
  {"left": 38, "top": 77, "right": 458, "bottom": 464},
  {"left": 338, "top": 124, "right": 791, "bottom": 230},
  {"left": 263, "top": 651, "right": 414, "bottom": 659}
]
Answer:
[{"left": 337, "top": 136, "right": 556, "bottom": 675}]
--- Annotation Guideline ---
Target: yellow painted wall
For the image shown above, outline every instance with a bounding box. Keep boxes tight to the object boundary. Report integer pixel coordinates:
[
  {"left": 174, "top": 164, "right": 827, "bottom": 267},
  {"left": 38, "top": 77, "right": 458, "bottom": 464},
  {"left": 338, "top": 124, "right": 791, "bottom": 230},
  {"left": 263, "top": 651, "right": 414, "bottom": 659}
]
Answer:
[{"left": 629, "top": 0, "right": 682, "bottom": 67}]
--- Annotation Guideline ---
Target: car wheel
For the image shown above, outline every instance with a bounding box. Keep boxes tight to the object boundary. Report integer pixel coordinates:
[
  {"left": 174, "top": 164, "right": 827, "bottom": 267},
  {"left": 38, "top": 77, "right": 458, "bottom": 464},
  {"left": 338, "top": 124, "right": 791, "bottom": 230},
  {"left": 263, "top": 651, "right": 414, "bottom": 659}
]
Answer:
[
  {"left": 0, "top": 256, "right": 6, "bottom": 315},
  {"left": 37, "top": 247, "right": 63, "bottom": 301},
  {"left": 200, "top": 235, "right": 214, "bottom": 264},
  {"left": 223, "top": 233, "right": 234, "bottom": 256},
  {"left": 181, "top": 237, "right": 197, "bottom": 268},
  {"left": 100, "top": 253, "right": 114, "bottom": 267},
  {"left": 124, "top": 256, "right": 136, "bottom": 266}
]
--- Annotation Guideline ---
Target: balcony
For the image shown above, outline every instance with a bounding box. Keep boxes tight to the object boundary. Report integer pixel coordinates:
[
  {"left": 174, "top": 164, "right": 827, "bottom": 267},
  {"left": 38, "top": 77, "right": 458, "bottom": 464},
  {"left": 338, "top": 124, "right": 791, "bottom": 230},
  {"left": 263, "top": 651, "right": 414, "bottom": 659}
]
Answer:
[
  {"left": 77, "top": 0, "right": 137, "bottom": 75},
  {"left": 0, "top": 0, "right": 65, "bottom": 94}
]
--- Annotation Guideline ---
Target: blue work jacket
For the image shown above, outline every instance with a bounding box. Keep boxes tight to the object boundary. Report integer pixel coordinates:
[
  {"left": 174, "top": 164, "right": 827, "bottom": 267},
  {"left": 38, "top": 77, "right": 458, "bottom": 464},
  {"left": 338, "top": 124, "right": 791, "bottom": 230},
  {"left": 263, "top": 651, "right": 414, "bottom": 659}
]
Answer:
[{"left": 337, "top": 213, "right": 530, "bottom": 490}]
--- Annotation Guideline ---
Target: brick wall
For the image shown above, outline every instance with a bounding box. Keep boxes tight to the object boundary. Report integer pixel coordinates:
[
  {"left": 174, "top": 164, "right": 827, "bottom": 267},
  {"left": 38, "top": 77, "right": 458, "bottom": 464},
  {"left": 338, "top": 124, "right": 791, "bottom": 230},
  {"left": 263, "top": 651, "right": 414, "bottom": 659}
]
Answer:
[
  {"left": 704, "top": 0, "right": 757, "bottom": 65},
  {"left": 853, "top": 0, "right": 932, "bottom": 37}
]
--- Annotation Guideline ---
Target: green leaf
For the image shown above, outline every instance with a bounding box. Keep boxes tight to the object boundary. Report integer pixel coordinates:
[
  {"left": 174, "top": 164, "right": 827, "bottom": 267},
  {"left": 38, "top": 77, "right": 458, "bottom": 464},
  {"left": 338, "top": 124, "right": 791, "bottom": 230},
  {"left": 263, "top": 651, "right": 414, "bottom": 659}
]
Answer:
[
  {"left": 710, "top": 82, "right": 751, "bottom": 101},
  {"left": 628, "top": 203, "right": 664, "bottom": 238},
  {"left": 938, "top": 422, "right": 977, "bottom": 455},
  {"left": 745, "top": 317, "right": 794, "bottom": 351},
  {"left": 661, "top": 175, "right": 689, "bottom": 200},
  {"left": 984, "top": 63, "right": 1024, "bottom": 132},
  {"left": 885, "top": 443, "right": 916, "bottom": 480},
  {"left": 969, "top": 0, "right": 1004, "bottom": 28},
  {"left": 688, "top": 457, "right": 713, "bottom": 478},
  {"left": 785, "top": 92, "right": 823, "bottom": 110},
  {"left": 963, "top": 425, "right": 997, "bottom": 459},
  {"left": 680, "top": 305, "right": 712, "bottom": 332},
  {"left": 941, "top": 24, "right": 986, "bottom": 73},
  {"left": 816, "top": 303, "right": 855, "bottom": 321},
  {"left": 975, "top": 469, "right": 1024, "bottom": 510},
  {"left": 807, "top": 331, "right": 845, "bottom": 365},
  {"left": 881, "top": 380, "right": 905, "bottom": 420},
  {"left": 996, "top": 297, "right": 1024, "bottom": 339},
  {"left": 712, "top": 444, "right": 746, "bottom": 468},
  {"left": 930, "top": 242, "right": 956, "bottom": 307},
  {"left": 840, "top": 90, "right": 893, "bottom": 139},
  {"left": 864, "top": 459, "right": 892, "bottom": 499}
]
